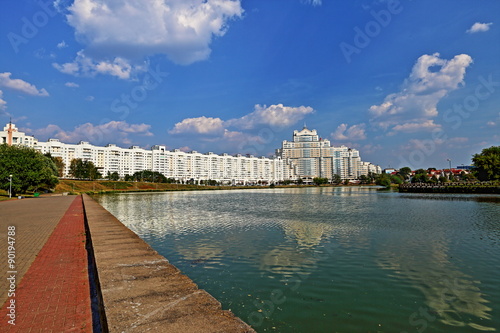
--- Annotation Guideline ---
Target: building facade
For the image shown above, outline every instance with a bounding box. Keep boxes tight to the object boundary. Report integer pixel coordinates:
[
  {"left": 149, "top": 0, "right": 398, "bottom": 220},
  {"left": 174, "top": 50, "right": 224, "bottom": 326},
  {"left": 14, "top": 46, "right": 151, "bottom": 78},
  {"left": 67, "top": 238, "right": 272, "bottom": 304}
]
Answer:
[
  {"left": 32, "top": 139, "right": 292, "bottom": 184},
  {"left": 1, "top": 122, "right": 37, "bottom": 147},
  {"left": 276, "top": 126, "right": 381, "bottom": 181},
  {"left": 2, "top": 123, "right": 379, "bottom": 183}
]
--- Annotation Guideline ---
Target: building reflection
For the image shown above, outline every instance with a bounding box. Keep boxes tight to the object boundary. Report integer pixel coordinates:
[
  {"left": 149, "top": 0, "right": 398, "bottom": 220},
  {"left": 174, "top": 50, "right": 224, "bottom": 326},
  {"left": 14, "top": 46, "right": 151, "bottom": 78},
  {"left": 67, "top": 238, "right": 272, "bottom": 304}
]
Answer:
[{"left": 377, "top": 239, "right": 494, "bottom": 331}]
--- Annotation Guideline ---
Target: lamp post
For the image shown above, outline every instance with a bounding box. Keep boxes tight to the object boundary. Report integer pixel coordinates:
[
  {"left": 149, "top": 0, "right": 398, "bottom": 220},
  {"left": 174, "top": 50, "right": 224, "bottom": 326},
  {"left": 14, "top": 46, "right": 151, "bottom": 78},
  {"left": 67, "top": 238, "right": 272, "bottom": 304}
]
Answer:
[
  {"left": 9, "top": 174, "right": 12, "bottom": 198},
  {"left": 447, "top": 159, "right": 452, "bottom": 181}
]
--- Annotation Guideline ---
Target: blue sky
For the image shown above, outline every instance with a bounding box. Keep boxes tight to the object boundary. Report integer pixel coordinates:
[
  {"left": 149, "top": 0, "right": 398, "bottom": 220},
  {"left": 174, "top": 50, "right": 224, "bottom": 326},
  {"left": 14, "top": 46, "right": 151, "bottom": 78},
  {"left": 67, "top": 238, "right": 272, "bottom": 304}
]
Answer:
[{"left": 1, "top": 0, "right": 499, "bottom": 169}]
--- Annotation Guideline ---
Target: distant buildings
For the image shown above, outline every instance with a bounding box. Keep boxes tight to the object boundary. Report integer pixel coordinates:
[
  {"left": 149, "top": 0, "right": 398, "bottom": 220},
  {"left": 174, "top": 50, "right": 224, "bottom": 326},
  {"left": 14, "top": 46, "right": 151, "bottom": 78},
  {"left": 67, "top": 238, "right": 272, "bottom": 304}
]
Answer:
[
  {"left": 1, "top": 122, "right": 37, "bottom": 147},
  {"left": 276, "top": 126, "right": 381, "bottom": 181},
  {"left": 1, "top": 123, "right": 380, "bottom": 183}
]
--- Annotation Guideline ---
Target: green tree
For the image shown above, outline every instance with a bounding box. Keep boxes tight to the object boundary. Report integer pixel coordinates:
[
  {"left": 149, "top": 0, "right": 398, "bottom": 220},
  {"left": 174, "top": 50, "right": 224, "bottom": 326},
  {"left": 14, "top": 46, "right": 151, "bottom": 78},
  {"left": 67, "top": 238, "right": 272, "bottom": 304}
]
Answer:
[
  {"left": 398, "top": 167, "right": 412, "bottom": 181},
  {"left": 472, "top": 146, "right": 500, "bottom": 181},
  {"left": 313, "top": 177, "right": 329, "bottom": 185},
  {"left": 390, "top": 174, "right": 403, "bottom": 185},
  {"left": 331, "top": 174, "right": 342, "bottom": 185},
  {"left": 359, "top": 174, "right": 369, "bottom": 184},
  {"left": 44, "top": 153, "right": 65, "bottom": 177},
  {"left": 412, "top": 173, "right": 429, "bottom": 183},
  {"left": 69, "top": 159, "right": 101, "bottom": 180},
  {"left": 132, "top": 170, "right": 167, "bottom": 183},
  {"left": 439, "top": 175, "right": 448, "bottom": 183},
  {"left": 375, "top": 173, "right": 391, "bottom": 187},
  {"left": 106, "top": 171, "right": 120, "bottom": 181},
  {"left": 0, "top": 144, "right": 59, "bottom": 195}
]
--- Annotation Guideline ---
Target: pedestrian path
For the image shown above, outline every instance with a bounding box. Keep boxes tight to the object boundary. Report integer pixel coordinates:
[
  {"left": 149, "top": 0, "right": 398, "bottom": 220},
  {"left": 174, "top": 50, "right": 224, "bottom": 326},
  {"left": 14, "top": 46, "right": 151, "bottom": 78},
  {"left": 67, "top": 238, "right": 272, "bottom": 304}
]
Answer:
[{"left": 0, "top": 195, "right": 92, "bottom": 332}]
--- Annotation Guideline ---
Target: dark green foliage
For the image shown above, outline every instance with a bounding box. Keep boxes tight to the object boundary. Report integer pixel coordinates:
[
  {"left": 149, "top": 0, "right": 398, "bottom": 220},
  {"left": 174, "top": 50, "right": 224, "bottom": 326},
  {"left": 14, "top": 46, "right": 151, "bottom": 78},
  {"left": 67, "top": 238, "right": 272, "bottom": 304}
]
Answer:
[
  {"left": 0, "top": 144, "right": 59, "bottom": 195},
  {"left": 472, "top": 146, "right": 500, "bottom": 181},
  {"left": 398, "top": 167, "right": 412, "bottom": 180},
  {"left": 313, "top": 177, "right": 329, "bottom": 185},
  {"left": 375, "top": 173, "right": 391, "bottom": 187},
  {"left": 131, "top": 170, "right": 167, "bottom": 183},
  {"left": 106, "top": 171, "right": 120, "bottom": 181},
  {"left": 69, "top": 158, "right": 102, "bottom": 180},
  {"left": 331, "top": 174, "right": 342, "bottom": 185}
]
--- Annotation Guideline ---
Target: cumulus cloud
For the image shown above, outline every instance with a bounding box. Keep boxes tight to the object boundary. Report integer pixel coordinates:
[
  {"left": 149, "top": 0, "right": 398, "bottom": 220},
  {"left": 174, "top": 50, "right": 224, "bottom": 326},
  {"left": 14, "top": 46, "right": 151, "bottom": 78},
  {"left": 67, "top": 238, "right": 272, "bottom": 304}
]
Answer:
[
  {"left": 466, "top": 22, "right": 493, "bottom": 34},
  {"left": 57, "top": 40, "right": 68, "bottom": 48},
  {"left": 65, "top": 82, "right": 79, "bottom": 88},
  {"left": 85, "top": 95, "right": 95, "bottom": 101},
  {"left": 369, "top": 53, "right": 472, "bottom": 133},
  {"left": 54, "top": 0, "right": 243, "bottom": 79},
  {"left": 226, "top": 104, "right": 314, "bottom": 130},
  {"left": 26, "top": 121, "right": 153, "bottom": 145},
  {"left": 331, "top": 123, "right": 367, "bottom": 141},
  {"left": 0, "top": 72, "right": 49, "bottom": 96},
  {"left": 170, "top": 104, "right": 314, "bottom": 136},
  {"left": 169, "top": 116, "right": 225, "bottom": 135},
  {"left": 169, "top": 103, "right": 313, "bottom": 151},
  {"left": 53, "top": 50, "right": 141, "bottom": 80}
]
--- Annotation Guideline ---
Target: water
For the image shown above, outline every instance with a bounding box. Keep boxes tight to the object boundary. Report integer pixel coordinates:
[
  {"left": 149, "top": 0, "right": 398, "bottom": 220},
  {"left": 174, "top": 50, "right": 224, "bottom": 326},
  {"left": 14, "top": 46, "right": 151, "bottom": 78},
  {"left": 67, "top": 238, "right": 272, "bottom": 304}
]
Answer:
[{"left": 94, "top": 187, "right": 500, "bottom": 332}]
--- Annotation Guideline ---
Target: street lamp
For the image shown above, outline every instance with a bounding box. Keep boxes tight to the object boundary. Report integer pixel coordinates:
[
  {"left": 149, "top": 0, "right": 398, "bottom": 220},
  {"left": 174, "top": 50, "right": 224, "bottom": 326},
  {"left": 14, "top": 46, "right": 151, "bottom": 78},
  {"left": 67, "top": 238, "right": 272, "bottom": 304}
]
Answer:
[
  {"left": 9, "top": 174, "right": 12, "bottom": 198},
  {"left": 447, "top": 159, "right": 452, "bottom": 181}
]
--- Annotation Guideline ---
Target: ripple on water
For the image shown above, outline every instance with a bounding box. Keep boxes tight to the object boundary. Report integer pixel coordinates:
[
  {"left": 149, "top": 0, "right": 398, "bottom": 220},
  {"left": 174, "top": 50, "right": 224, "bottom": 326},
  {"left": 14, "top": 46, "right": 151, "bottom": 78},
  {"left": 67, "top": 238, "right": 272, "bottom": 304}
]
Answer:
[{"left": 94, "top": 189, "right": 500, "bottom": 332}]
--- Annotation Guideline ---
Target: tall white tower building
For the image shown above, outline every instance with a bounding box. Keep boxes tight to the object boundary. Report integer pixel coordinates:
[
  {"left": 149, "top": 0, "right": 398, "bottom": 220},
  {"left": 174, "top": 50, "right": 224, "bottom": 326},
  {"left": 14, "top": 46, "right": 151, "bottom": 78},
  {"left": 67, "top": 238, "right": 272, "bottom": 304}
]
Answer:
[{"left": 276, "top": 126, "right": 380, "bottom": 181}]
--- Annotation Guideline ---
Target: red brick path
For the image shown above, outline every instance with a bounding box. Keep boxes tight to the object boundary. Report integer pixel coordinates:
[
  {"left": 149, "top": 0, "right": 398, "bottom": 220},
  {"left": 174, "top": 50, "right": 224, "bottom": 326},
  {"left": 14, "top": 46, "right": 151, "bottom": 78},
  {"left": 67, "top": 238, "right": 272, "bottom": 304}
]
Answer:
[{"left": 0, "top": 195, "right": 92, "bottom": 332}]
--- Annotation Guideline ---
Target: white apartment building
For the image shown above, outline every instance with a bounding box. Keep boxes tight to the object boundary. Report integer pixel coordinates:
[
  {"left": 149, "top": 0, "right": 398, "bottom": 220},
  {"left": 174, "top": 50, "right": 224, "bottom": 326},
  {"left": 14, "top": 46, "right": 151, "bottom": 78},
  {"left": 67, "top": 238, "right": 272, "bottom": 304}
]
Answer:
[
  {"left": 0, "top": 123, "right": 292, "bottom": 183},
  {"left": 277, "top": 126, "right": 381, "bottom": 181},
  {"left": 34, "top": 140, "right": 289, "bottom": 184},
  {"left": 2, "top": 122, "right": 379, "bottom": 183},
  {"left": 1, "top": 122, "right": 37, "bottom": 147}
]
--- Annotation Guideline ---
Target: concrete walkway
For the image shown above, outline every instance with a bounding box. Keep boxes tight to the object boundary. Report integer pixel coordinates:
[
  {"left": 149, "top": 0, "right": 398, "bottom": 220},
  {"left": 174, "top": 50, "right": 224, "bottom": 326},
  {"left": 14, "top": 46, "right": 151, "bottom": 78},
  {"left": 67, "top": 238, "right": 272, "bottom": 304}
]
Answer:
[
  {"left": 0, "top": 194, "right": 254, "bottom": 332},
  {"left": 0, "top": 195, "right": 92, "bottom": 332}
]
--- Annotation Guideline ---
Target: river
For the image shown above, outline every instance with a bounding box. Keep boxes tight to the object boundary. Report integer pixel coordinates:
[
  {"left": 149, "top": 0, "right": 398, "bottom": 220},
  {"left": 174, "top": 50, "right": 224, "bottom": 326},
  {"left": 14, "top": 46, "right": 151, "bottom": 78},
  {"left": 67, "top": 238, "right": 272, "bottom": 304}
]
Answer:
[{"left": 95, "top": 187, "right": 500, "bottom": 332}]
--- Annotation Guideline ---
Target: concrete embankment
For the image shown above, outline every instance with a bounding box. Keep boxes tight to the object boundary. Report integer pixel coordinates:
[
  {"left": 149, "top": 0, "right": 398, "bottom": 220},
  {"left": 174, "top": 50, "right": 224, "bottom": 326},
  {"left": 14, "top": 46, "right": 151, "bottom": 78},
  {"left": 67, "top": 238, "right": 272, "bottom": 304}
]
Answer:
[{"left": 82, "top": 194, "right": 255, "bottom": 332}]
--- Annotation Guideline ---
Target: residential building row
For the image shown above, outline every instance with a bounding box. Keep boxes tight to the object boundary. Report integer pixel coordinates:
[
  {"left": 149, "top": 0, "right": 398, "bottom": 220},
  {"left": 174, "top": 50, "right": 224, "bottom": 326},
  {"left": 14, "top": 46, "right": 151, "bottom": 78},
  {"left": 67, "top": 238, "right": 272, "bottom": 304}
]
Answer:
[{"left": 2, "top": 122, "right": 380, "bottom": 183}]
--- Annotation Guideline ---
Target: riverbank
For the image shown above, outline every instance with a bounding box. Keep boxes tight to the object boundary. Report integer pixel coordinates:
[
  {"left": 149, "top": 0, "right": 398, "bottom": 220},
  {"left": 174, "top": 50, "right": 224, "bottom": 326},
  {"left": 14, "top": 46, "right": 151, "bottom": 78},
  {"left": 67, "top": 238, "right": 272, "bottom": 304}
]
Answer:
[{"left": 0, "top": 194, "right": 255, "bottom": 332}]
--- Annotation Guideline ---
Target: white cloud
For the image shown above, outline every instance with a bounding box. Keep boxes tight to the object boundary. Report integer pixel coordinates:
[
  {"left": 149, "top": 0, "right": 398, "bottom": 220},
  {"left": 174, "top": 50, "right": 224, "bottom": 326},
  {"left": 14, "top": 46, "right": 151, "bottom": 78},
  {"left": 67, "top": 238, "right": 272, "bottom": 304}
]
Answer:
[
  {"left": 57, "top": 40, "right": 68, "bottom": 48},
  {"left": 55, "top": 0, "right": 243, "bottom": 78},
  {"left": 169, "top": 103, "right": 313, "bottom": 152},
  {"left": 331, "top": 123, "right": 367, "bottom": 141},
  {"left": 226, "top": 104, "right": 314, "bottom": 130},
  {"left": 53, "top": 50, "right": 141, "bottom": 80},
  {"left": 486, "top": 121, "right": 496, "bottom": 127},
  {"left": 169, "top": 116, "right": 225, "bottom": 135},
  {"left": 65, "top": 82, "right": 79, "bottom": 88},
  {"left": 369, "top": 53, "right": 472, "bottom": 133},
  {"left": 389, "top": 120, "right": 441, "bottom": 134},
  {"left": 26, "top": 121, "right": 153, "bottom": 145},
  {"left": 466, "top": 22, "right": 493, "bottom": 34},
  {"left": 0, "top": 72, "right": 49, "bottom": 96},
  {"left": 170, "top": 104, "right": 314, "bottom": 136},
  {"left": 0, "top": 91, "right": 7, "bottom": 113},
  {"left": 302, "top": 0, "right": 322, "bottom": 6},
  {"left": 85, "top": 95, "right": 95, "bottom": 101}
]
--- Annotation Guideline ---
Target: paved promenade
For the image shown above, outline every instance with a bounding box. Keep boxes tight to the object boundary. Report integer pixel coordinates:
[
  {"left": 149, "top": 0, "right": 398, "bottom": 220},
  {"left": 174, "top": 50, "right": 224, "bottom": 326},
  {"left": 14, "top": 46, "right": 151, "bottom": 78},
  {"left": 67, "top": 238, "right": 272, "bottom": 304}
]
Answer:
[
  {"left": 0, "top": 194, "right": 254, "bottom": 332},
  {"left": 0, "top": 195, "right": 92, "bottom": 332}
]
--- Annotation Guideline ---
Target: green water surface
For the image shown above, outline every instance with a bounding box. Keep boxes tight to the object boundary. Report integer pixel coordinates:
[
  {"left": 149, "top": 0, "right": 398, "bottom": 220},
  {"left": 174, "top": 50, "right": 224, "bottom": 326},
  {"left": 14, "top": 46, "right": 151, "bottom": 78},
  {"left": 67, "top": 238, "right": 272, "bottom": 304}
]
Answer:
[{"left": 95, "top": 187, "right": 500, "bottom": 332}]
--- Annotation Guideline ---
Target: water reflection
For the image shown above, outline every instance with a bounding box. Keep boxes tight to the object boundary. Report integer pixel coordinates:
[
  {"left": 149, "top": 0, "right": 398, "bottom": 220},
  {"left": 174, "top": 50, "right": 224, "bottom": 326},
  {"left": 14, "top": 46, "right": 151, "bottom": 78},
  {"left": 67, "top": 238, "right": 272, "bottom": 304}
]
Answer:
[
  {"left": 377, "top": 242, "right": 494, "bottom": 331},
  {"left": 94, "top": 188, "right": 499, "bottom": 332}
]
